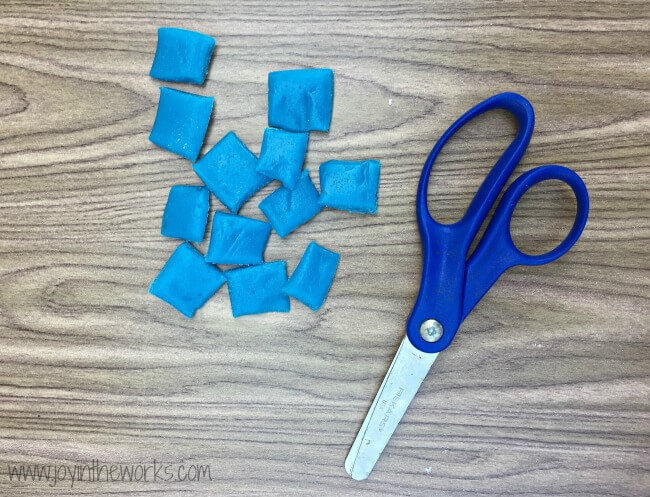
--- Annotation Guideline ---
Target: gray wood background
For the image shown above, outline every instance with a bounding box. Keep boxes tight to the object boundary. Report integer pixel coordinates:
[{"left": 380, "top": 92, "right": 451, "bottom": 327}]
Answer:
[{"left": 0, "top": 1, "right": 648, "bottom": 495}]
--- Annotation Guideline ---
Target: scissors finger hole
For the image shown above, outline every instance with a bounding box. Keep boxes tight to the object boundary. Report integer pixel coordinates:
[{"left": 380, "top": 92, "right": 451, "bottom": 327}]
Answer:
[
  {"left": 510, "top": 179, "right": 577, "bottom": 256},
  {"left": 426, "top": 109, "right": 517, "bottom": 224}
]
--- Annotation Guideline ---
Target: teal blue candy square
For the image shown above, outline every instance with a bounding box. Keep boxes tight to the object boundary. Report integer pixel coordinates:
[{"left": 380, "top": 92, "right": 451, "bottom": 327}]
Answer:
[
  {"left": 149, "top": 87, "right": 213, "bottom": 161},
  {"left": 268, "top": 68, "right": 334, "bottom": 132},
  {"left": 256, "top": 127, "right": 309, "bottom": 189},
  {"left": 206, "top": 212, "right": 271, "bottom": 265},
  {"left": 193, "top": 131, "right": 271, "bottom": 213},
  {"left": 318, "top": 159, "right": 380, "bottom": 213},
  {"left": 149, "top": 242, "right": 226, "bottom": 318},
  {"left": 258, "top": 169, "right": 322, "bottom": 238},
  {"left": 161, "top": 185, "right": 210, "bottom": 242},
  {"left": 226, "top": 261, "right": 290, "bottom": 317},
  {"left": 283, "top": 242, "right": 340, "bottom": 311},
  {"left": 150, "top": 28, "right": 216, "bottom": 85}
]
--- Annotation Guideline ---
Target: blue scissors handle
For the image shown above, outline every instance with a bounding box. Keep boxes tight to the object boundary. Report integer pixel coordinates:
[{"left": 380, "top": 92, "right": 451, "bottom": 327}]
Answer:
[
  {"left": 406, "top": 93, "right": 589, "bottom": 354},
  {"left": 463, "top": 165, "right": 589, "bottom": 318}
]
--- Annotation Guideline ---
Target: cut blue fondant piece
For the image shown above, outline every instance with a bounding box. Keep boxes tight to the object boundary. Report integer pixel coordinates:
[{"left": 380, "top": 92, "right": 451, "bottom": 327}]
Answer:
[
  {"left": 268, "top": 68, "right": 334, "bottom": 132},
  {"left": 193, "top": 131, "right": 271, "bottom": 213},
  {"left": 206, "top": 212, "right": 271, "bottom": 265},
  {"left": 150, "top": 27, "right": 216, "bottom": 85},
  {"left": 161, "top": 185, "right": 210, "bottom": 242},
  {"left": 226, "top": 261, "right": 290, "bottom": 317},
  {"left": 149, "top": 87, "right": 213, "bottom": 161},
  {"left": 258, "top": 169, "right": 322, "bottom": 238},
  {"left": 283, "top": 241, "right": 340, "bottom": 311},
  {"left": 318, "top": 159, "right": 380, "bottom": 213},
  {"left": 149, "top": 242, "right": 226, "bottom": 318},
  {"left": 256, "top": 127, "right": 309, "bottom": 189}
]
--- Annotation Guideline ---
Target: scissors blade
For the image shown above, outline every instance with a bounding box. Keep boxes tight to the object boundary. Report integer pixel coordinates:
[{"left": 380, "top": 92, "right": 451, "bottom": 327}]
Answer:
[{"left": 345, "top": 336, "right": 439, "bottom": 480}]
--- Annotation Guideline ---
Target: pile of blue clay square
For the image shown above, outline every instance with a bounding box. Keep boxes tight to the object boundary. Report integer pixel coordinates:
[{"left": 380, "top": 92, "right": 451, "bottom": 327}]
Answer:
[{"left": 147, "top": 27, "right": 381, "bottom": 318}]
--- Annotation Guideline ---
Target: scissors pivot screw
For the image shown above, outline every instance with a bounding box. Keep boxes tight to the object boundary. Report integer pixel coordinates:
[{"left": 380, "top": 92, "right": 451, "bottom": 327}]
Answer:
[{"left": 420, "top": 319, "right": 443, "bottom": 342}]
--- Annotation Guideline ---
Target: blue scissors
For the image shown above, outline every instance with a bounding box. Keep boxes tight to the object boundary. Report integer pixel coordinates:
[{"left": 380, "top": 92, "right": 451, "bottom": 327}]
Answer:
[{"left": 345, "top": 92, "right": 589, "bottom": 480}]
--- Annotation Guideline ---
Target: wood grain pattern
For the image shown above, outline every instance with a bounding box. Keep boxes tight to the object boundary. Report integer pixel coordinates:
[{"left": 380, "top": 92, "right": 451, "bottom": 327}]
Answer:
[{"left": 0, "top": 1, "right": 648, "bottom": 495}]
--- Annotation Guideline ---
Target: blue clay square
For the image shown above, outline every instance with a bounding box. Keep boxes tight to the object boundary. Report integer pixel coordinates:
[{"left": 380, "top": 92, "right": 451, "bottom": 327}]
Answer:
[
  {"left": 149, "top": 87, "right": 213, "bottom": 161},
  {"left": 149, "top": 242, "right": 226, "bottom": 318},
  {"left": 256, "top": 127, "right": 308, "bottom": 189},
  {"left": 318, "top": 159, "right": 380, "bottom": 213},
  {"left": 226, "top": 261, "right": 290, "bottom": 317},
  {"left": 161, "top": 185, "right": 210, "bottom": 242},
  {"left": 150, "top": 27, "right": 216, "bottom": 85},
  {"left": 206, "top": 212, "right": 271, "bottom": 265},
  {"left": 193, "top": 131, "right": 271, "bottom": 213},
  {"left": 268, "top": 68, "right": 334, "bottom": 133},
  {"left": 258, "top": 169, "right": 322, "bottom": 238},
  {"left": 283, "top": 241, "right": 340, "bottom": 311}
]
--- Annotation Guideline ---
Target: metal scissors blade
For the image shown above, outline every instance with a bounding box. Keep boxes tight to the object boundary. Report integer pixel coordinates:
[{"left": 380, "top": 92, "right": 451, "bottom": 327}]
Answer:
[{"left": 345, "top": 337, "right": 439, "bottom": 480}]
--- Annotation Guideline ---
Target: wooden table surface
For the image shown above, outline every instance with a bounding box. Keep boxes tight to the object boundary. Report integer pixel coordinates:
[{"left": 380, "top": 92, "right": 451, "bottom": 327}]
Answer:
[{"left": 0, "top": 1, "right": 648, "bottom": 496}]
